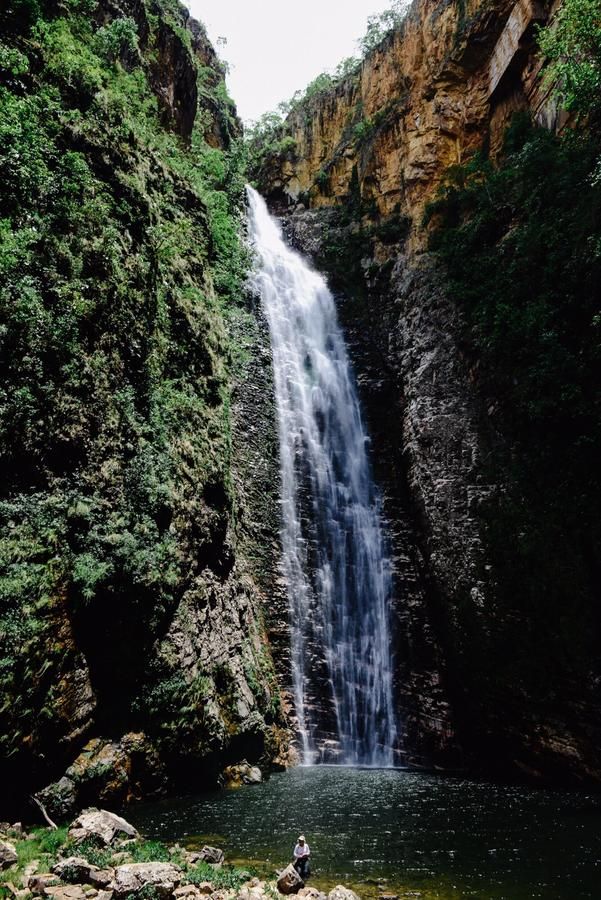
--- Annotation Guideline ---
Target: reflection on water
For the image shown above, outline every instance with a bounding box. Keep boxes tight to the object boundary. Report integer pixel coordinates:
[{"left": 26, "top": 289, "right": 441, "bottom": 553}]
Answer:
[{"left": 128, "top": 767, "right": 601, "bottom": 899}]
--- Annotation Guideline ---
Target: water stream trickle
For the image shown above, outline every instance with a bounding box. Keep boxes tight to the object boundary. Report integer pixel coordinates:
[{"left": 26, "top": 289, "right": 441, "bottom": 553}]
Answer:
[{"left": 247, "top": 187, "right": 397, "bottom": 766}]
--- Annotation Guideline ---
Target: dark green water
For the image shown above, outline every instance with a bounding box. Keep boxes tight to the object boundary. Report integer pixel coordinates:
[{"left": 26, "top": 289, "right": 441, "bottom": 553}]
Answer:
[{"left": 128, "top": 767, "right": 601, "bottom": 899}]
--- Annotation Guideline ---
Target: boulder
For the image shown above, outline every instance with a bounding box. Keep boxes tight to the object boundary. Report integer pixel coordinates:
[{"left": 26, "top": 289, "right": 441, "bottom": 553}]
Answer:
[
  {"left": 68, "top": 810, "right": 138, "bottom": 847},
  {"left": 28, "top": 874, "right": 61, "bottom": 895},
  {"left": 88, "top": 871, "right": 114, "bottom": 890},
  {"left": 110, "top": 862, "right": 182, "bottom": 898},
  {"left": 188, "top": 847, "right": 224, "bottom": 866},
  {"left": 327, "top": 889, "right": 360, "bottom": 900},
  {"left": 0, "top": 840, "right": 18, "bottom": 870},
  {"left": 45, "top": 887, "right": 89, "bottom": 900},
  {"left": 276, "top": 865, "right": 303, "bottom": 896},
  {"left": 5, "top": 884, "right": 30, "bottom": 900},
  {"left": 0, "top": 824, "right": 24, "bottom": 841},
  {"left": 298, "top": 890, "right": 327, "bottom": 900},
  {"left": 244, "top": 767, "right": 262, "bottom": 785},
  {"left": 52, "top": 858, "right": 98, "bottom": 884},
  {"left": 173, "top": 887, "right": 204, "bottom": 900},
  {"left": 38, "top": 736, "right": 166, "bottom": 823},
  {"left": 192, "top": 884, "right": 214, "bottom": 896},
  {"left": 36, "top": 778, "right": 78, "bottom": 823},
  {"left": 22, "top": 861, "right": 40, "bottom": 887},
  {"left": 222, "top": 762, "right": 262, "bottom": 787},
  {"left": 236, "top": 887, "right": 265, "bottom": 900}
]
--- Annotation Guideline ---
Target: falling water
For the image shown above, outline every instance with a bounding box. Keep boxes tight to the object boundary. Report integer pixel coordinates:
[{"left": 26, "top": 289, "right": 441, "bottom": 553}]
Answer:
[{"left": 247, "top": 187, "right": 397, "bottom": 766}]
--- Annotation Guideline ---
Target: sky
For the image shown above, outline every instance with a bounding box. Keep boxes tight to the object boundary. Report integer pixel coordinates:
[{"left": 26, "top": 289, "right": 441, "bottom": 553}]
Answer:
[{"left": 187, "top": 0, "right": 394, "bottom": 124}]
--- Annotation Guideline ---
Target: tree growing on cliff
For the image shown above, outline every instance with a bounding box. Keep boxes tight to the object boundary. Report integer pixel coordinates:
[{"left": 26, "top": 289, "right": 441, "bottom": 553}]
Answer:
[
  {"left": 357, "top": 0, "right": 410, "bottom": 55},
  {"left": 538, "top": 0, "right": 601, "bottom": 117}
]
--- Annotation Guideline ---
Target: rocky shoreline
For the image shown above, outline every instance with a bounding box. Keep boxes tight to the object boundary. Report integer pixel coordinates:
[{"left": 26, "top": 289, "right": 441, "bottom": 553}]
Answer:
[{"left": 0, "top": 811, "right": 361, "bottom": 900}]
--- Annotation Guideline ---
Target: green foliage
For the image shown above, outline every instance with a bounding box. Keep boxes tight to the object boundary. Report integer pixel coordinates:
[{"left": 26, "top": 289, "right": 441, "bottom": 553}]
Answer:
[
  {"left": 353, "top": 117, "right": 375, "bottom": 143},
  {"left": 134, "top": 670, "right": 214, "bottom": 749},
  {"left": 67, "top": 839, "right": 114, "bottom": 868},
  {"left": 95, "top": 16, "right": 139, "bottom": 62},
  {"left": 0, "top": 42, "right": 29, "bottom": 75},
  {"left": 0, "top": 828, "right": 255, "bottom": 899},
  {"left": 0, "top": 0, "right": 250, "bottom": 784},
  {"left": 315, "top": 169, "right": 330, "bottom": 190},
  {"left": 0, "top": 827, "right": 69, "bottom": 889},
  {"left": 428, "top": 115, "right": 601, "bottom": 693},
  {"left": 244, "top": 115, "right": 298, "bottom": 185},
  {"left": 187, "top": 862, "right": 255, "bottom": 890},
  {"left": 357, "top": 1, "right": 409, "bottom": 55},
  {"left": 335, "top": 56, "right": 361, "bottom": 79},
  {"left": 537, "top": 0, "right": 601, "bottom": 116}
]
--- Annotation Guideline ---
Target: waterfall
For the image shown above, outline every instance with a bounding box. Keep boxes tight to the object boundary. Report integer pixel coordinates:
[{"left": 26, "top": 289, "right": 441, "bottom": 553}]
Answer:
[{"left": 247, "top": 187, "right": 397, "bottom": 767}]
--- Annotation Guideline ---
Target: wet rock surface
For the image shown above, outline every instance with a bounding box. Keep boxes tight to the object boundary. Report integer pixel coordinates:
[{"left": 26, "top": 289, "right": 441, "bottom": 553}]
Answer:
[{"left": 222, "top": 762, "right": 263, "bottom": 787}]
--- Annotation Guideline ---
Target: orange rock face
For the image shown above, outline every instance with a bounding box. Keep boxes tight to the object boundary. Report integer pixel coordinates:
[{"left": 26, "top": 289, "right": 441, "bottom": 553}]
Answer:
[{"left": 261, "top": 0, "right": 563, "bottom": 247}]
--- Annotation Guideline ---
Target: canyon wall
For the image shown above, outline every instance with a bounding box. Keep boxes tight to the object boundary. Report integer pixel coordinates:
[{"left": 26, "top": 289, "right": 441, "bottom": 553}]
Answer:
[
  {"left": 0, "top": 0, "right": 288, "bottom": 818},
  {"left": 256, "top": 0, "right": 601, "bottom": 783}
]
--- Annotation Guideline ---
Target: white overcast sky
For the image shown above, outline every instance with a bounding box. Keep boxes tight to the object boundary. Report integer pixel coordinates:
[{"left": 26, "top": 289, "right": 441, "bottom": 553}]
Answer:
[{"left": 187, "top": 1, "right": 394, "bottom": 123}]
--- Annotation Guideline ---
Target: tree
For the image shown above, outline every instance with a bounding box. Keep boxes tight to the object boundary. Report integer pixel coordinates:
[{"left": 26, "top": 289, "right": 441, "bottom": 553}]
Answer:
[
  {"left": 357, "top": 1, "right": 409, "bottom": 56},
  {"left": 538, "top": 0, "right": 601, "bottom": 116}
]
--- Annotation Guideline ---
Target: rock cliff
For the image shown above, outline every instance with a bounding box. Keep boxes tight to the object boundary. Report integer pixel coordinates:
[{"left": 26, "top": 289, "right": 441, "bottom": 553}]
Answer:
[
  {"left": 255, "top": 0, "right": 601, "bottom": 783},
  {"left": 0, "top": 0, "right": 288, "bottom": 817}
]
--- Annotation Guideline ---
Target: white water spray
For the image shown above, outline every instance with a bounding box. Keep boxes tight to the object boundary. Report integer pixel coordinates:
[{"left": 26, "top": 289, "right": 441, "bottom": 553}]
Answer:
[{"left": 247, "top": 187, "right": 397, "bottom": 766}]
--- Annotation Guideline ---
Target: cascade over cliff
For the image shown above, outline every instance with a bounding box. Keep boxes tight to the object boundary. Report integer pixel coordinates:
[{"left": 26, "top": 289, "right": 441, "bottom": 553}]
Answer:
[
  {"left": 1, "top": 0, "right": 599, "bottom": 819},
  {"left": 254, "top": 0, "right": 601, "bottom": 783},
  {"left": 0, "top": 0, "right": 288, "bottom": 818}
]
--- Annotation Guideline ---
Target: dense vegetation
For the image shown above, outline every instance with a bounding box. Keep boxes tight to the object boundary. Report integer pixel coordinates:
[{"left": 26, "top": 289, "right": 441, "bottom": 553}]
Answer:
[{"left": 0, "top": 0, "right": 265, "bottom": 804}]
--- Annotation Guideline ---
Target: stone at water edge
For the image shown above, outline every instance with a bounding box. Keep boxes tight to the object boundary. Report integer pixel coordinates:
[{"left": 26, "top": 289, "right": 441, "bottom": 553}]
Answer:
[
  {"left": 327, "top": 889, "right": 360, "bottom": 900},
  {"left": 276, "top": 864, "right": 303, "bottom": 895},
  {"left": 68, "top": 809, "right": 138, "bottom": 847},
  {"left": 0, "top": 840, "right": 18, "bottom": 870},
  {"left": 222, "top": 762, "right": 263, "bottom": 787},
  {"left": 244, "top": 767, "right": 262, "bottom": 785},
  {"left": 187, "top": 847, "right": 225, "bottom": 865}
]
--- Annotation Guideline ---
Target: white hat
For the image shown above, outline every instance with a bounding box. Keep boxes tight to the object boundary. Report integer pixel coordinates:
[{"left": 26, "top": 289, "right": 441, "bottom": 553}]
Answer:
[{"left": 298, "top": 835, "right": 305, "bottom": 842}]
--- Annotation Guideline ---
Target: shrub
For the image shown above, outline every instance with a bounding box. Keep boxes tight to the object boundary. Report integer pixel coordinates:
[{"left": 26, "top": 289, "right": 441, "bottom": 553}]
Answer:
[{"left": 537, "top": 0, "right": 601, "bottom": 117}]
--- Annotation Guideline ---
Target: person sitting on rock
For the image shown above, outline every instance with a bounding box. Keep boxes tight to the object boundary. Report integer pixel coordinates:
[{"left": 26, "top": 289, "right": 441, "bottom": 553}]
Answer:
[{"left": 293, "top": 834, "right": 311, "bottom": 879}]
